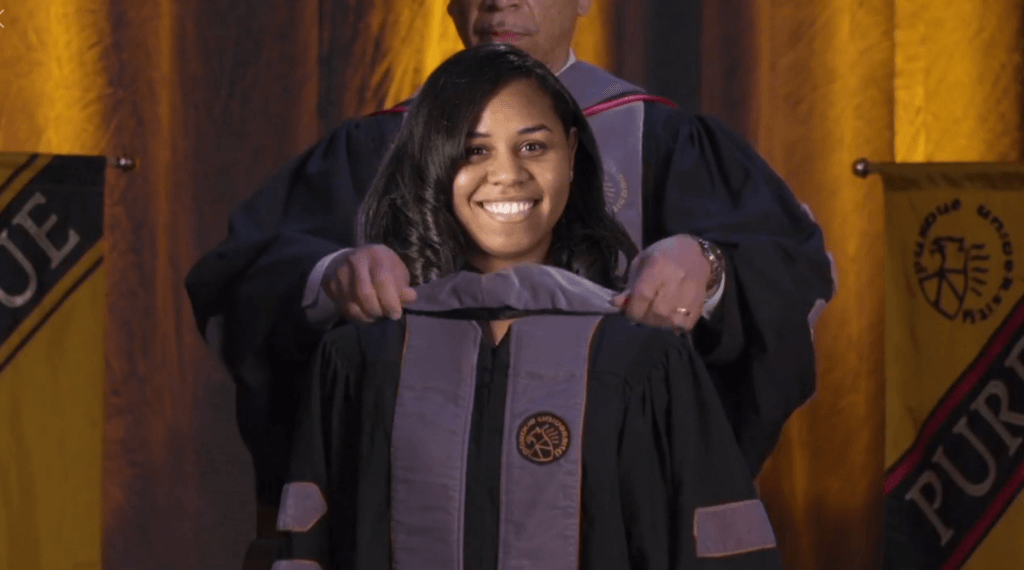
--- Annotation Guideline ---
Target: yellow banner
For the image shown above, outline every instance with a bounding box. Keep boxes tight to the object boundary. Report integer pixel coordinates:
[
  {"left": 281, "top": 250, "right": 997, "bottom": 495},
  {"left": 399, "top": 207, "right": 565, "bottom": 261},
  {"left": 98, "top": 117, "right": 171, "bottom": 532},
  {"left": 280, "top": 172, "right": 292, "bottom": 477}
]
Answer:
[
  {"left": 0, "top": 153, "right": 106, "bottom": 570},
  {"left": 883, "top": 163, "right": 1024, "bottom": 569}
]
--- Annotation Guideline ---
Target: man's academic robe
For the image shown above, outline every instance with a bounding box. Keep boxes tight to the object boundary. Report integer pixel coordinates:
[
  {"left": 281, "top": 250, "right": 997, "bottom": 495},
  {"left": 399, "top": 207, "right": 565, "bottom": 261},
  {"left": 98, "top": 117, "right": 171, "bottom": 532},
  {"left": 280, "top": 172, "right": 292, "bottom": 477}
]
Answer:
[
  {"left": 273, "top": 264, "right": 783, "bottom": 570},
  {"left": 184, "top": 61, "right": 836, "bottom": 506}
]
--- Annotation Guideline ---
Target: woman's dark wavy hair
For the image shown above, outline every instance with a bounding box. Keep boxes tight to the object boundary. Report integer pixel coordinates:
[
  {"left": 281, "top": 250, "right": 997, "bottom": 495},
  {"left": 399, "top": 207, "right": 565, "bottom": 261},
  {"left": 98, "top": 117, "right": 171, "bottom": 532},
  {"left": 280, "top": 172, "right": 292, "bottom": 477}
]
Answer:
[{"left": 360, "top": 43, "right": 638, "bottom": 290}]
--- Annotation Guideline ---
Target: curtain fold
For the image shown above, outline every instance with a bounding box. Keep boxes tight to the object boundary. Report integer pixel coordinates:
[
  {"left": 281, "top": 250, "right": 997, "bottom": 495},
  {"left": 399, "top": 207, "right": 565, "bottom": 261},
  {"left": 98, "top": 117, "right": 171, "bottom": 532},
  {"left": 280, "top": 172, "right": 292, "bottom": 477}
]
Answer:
[
  {"left": 100, "top": 1, "right": 321, "bottom": 568},
  {"left": 700, "top": 0, "right": 761, "bottom": 141},
  {"left": 703, "top": 1, "right": 895, "bottom": 568},
  {"left": 2, "top": 0, "right": 322, "bottom": 567},
  {"left": 894, "top": 1, "right": 1023, "bottom": 162}
]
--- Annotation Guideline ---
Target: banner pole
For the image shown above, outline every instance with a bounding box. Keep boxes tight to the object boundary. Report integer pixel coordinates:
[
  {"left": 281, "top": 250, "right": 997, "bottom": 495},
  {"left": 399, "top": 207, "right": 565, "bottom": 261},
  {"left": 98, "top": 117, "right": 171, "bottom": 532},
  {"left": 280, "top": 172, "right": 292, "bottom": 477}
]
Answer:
[
  {"left": 852, "top": 158, "right": 873, "bottom": 178},
  {"left": 853, "top": 158, "right": 1024, "bottom": 179},
  {"left": 108, "top": 154, "right": 137, "bottom": 172}
]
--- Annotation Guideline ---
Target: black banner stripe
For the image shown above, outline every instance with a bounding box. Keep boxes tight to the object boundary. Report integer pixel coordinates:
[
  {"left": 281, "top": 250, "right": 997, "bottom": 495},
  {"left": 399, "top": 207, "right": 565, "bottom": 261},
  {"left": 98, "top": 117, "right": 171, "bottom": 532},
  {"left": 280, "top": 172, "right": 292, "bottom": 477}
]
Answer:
[
  {"left": 945, "top": 469, "right": 1024, "bottom": 569},
  {"left": 0, "top": 154, "right": 105, "bottom": 347},
  {"left": 885, "top": 294, "right": 1024, "bottom": 487},
  {"left": 0, "top": 255, "right": 103, "bottom": 377},
  {"left": 882, "top": 299, "right": 1024, "bottom": 569}
]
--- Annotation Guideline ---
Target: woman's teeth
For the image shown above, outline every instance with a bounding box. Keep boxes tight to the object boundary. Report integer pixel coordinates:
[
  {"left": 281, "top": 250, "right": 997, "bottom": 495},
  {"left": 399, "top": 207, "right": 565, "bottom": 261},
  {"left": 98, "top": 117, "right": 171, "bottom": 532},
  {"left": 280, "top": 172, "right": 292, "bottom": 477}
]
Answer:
[{"left": 482, "top": 200, "right": 535, "bottom": 215}]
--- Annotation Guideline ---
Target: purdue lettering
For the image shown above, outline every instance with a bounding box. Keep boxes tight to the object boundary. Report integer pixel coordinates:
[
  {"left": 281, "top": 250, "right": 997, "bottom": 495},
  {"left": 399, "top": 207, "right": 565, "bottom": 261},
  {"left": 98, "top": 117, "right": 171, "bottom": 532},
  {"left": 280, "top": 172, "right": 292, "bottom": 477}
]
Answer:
[
  {"left": 0, "top": 192, "right": 81, "bottom": 308},
  {"left": 13, "top": 192, "right": 81, "bottom": 268},
  {"left": 932, "top": 418, "right": 997, "bottom": 497},
  {"left": 970, "top": 380, "right": 1024, "bottom": 454},
  {"left": 902, "top": 334, "right": 1024, "bottom": 547},
  {"left": 904, "top": 470, "right": 956, "bottom": 545},
  {"left": 0, "top": 229, "right": 37, "bottom": 308}
]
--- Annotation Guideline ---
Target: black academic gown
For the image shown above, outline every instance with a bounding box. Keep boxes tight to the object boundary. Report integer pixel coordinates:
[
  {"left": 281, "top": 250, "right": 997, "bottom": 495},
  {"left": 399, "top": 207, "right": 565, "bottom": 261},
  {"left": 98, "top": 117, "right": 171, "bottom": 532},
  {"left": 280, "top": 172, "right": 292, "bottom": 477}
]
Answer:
[
  {"left": 185, "top": 95, "right": 834, "bottom": 506},
  {"left": 274, "top": 266, "right": 784, "bottom": 570}
]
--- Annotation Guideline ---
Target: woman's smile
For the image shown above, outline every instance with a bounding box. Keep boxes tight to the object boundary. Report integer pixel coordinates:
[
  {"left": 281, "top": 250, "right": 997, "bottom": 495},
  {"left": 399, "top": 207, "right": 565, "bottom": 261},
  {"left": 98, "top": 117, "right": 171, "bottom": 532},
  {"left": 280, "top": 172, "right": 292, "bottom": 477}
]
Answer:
[{"left": 477, "top": 199, "right": 540, "bottom": 222}]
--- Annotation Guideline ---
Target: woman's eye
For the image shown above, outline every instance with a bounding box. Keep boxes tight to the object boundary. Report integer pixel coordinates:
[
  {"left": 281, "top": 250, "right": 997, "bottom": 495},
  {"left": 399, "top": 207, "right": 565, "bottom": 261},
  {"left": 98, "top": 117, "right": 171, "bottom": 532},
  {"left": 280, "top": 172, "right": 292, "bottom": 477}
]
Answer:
[
  {"left": 522, "top": 142, "right": 545, "bottom": 153},
  {"left": 466, "top": 146, "right": 486, "bottom": 157}
]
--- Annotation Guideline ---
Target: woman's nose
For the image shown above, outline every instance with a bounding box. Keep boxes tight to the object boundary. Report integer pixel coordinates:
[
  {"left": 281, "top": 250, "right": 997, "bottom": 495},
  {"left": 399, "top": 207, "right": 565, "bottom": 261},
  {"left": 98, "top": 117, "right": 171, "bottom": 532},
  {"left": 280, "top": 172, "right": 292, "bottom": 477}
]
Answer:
[{"left": 487, "top": 151, "right": 527, "bottom": 185}]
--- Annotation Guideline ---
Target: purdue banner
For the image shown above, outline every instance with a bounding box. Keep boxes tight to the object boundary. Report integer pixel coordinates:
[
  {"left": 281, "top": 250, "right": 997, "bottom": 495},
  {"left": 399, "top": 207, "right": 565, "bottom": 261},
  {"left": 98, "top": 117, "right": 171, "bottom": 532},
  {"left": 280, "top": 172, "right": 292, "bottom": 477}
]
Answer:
[
  {"left": 882, "top": 163, "right": 1024, "bottom": 570},
  {"left": 0, "top": 154, "right": 105, "bottom": 569}
]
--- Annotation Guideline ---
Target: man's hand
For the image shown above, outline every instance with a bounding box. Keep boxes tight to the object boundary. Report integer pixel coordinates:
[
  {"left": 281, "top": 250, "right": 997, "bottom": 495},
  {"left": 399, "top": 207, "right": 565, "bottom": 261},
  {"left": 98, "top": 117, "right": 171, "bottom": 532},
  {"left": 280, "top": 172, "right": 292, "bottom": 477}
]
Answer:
[
  {"left": 322, "top": 244, "right": 418, "bottom": 323},
  {"left": 610, "top": 235, "right": 712, "bottom": 332}
]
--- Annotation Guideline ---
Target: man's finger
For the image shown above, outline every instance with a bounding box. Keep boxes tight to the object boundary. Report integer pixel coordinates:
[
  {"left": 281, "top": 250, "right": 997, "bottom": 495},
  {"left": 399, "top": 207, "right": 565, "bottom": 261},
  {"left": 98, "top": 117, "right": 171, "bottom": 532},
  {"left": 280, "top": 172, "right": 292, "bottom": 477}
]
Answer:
[
  {"left": 675, "top": 280, "right": 706, "bottom": 331},
  {"left": 334, "top": 268, "right": 372, "bottom": 322},
  {"left": 393, "top": 253, "right": 413, "bottom": 284},
  {"left": 323, "top": 267, "right": 344, "bottom": 302},
  {"left": 387, "top": 255, "right": 417, "bottom": 306},
  {"left": 625, "top": 258, "right": 672, "bottom": 322},
  {"left": 399, "top": 287, "right": 418, "bottom": 304},
  {"left": 646, "top": 277, "right": 687, "bottom": 328},
  {"left": 623, "top": 285, "right": 658, "bottom": 323},
  {"left": 350, "top": 255, "right": 384, "bottom": 319},
  {"left": 371, "top": 263, "right": 404, "bottom": 320},
  {"left": 329, "top": 266, "right": 357, "bottom": 318},
  {"left": 624, "top": 254, "right": 647, "bottom": 291},
  {"left": 342, "top": 301, "right": 371, "bottom": 323}
]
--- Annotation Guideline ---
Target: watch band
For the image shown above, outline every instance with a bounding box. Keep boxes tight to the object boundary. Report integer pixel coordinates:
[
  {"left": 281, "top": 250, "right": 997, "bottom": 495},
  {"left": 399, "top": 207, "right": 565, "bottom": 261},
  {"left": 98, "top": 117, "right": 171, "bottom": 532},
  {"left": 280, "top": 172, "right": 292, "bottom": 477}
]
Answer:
[{"left": 695, "top": 238, "right": 725, "bottom": 294}]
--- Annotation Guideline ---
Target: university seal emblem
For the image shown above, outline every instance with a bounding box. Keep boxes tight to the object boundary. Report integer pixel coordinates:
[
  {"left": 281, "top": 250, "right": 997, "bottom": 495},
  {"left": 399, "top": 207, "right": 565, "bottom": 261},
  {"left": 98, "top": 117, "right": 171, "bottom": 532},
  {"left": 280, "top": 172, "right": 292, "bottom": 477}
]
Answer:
[
  {"left": 914, "top": 198, "right": 1015, "bottom": 324},
  {"left": 517, "top": 412, "right": 570, "bottom": 465},
  {"left": 603, "top": 163, "right": 628, "bottom": 214}
]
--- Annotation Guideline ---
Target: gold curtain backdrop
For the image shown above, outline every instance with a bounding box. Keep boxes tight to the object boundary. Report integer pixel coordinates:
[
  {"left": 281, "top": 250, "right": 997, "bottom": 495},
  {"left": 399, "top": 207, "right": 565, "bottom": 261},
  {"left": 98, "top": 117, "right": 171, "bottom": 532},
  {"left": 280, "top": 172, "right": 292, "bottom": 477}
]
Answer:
[
  {"left": 704, "top": 0, "right": 1023, "bottom": 568},
  {"left": 0, "top": 0, "right": 1021, "bottom": 569},
  {"left": 894, "top": 1, "right": 1023, "bottom": 162},
  {"left": 741, "top": 2, "right": 894, "bottom": 568}
]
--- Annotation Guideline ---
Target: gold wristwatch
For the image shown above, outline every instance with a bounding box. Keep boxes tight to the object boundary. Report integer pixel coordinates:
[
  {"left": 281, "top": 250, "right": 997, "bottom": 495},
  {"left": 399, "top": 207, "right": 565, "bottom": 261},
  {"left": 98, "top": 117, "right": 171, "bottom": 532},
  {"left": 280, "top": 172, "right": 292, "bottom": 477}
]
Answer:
[{"left": 695, "top": 238, "right": 725, "bottom": 295}]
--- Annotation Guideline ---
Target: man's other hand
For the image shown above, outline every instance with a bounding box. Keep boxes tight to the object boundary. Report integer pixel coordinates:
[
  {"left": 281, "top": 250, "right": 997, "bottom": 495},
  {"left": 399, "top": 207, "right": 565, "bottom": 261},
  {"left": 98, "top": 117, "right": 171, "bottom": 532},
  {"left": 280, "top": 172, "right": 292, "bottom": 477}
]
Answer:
[
  {"left": 611, "top": 235, "right": 711, "bottom": 333},
  {"left": 322, "top": 244, "right": 417, "bottom": 323}
]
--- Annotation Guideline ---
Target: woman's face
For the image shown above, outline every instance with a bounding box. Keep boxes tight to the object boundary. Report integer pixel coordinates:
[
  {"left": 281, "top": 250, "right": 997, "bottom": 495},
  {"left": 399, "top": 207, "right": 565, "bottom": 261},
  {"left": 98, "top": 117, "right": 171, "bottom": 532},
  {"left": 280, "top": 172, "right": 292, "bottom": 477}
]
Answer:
[{"left": 452, "top": 78, "right": 578, "bottom": 273}]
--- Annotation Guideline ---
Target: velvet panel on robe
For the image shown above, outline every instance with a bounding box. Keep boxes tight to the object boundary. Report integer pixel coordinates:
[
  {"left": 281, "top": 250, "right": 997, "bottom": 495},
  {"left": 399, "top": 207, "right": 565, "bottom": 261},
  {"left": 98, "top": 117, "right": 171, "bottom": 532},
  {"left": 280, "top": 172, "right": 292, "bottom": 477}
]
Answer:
[
  {"left": 275, "top": 313, "right": 783, "bottom": 570},
  {"left": 184, "top": 98, "right": 835, "bottom": 504}
]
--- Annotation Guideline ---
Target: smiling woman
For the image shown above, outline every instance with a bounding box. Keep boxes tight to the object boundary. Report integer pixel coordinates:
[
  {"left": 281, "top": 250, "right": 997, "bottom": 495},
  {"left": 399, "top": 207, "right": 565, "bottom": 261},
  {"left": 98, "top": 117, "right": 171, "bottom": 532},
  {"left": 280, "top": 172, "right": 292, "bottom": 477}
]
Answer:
[
  {"left": 360, "top": 43, "right": 636, "bottom": 290},
  {"left": 274, "top": 44, "right": 784, "bottom": 570},
  {"left": 453, "top": 80, "right": 577, "bottom": 273}
]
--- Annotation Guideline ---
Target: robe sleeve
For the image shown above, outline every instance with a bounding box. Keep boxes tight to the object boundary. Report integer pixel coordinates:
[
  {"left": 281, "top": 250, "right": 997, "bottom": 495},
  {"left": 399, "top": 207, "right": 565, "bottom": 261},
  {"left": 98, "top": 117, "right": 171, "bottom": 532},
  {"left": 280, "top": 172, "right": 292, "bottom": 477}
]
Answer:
[
  {"left": 643, "top": 106, "right": 836, "bottom": 474},
  {"left": 182, "top": 115, "right": 400, "bottom": 503},
  {"left": 275, "top": 327, "right": 364, "bottom": 568},
  {"left": 620, "top": 330, "right": 784, "bottom": 569}
]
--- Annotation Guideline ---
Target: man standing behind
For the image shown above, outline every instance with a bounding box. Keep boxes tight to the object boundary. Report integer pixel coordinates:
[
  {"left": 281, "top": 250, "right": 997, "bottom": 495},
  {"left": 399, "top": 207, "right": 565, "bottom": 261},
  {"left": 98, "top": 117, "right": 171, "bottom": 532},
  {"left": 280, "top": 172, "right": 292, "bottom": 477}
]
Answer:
[{"left": 186, "top": 0, "right": 835, "bottom": 514}]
